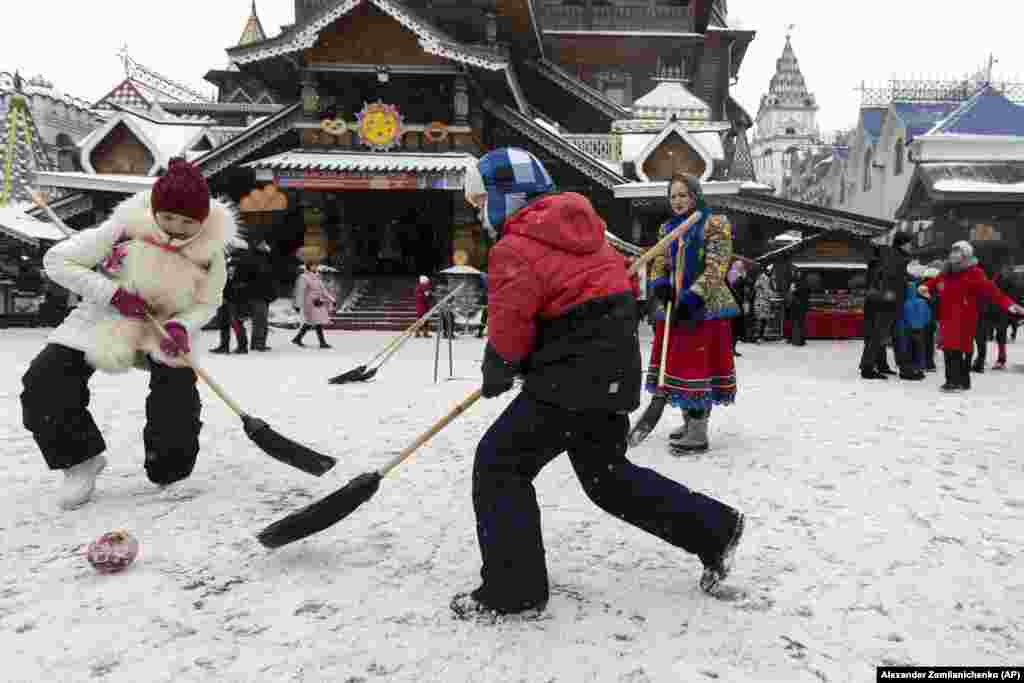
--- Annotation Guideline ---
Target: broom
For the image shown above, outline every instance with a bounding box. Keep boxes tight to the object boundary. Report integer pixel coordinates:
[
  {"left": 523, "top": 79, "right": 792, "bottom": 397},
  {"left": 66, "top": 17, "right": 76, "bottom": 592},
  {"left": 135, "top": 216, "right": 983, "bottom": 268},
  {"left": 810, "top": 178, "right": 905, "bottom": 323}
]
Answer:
[
  {"left": 30, "top": 189, "right": 337, "bottom": 477},
  {"left": 255, "top": 211, "right": 706, "bottom": 546},
  {"left": 328, "top": 283, "right": 466, "bottom": 385},
  {"left": 257, "top": 389, "right": 482, "bottom": 548},
  {"left": 627, "top": 299, "right": 672, "bottom": 447}
]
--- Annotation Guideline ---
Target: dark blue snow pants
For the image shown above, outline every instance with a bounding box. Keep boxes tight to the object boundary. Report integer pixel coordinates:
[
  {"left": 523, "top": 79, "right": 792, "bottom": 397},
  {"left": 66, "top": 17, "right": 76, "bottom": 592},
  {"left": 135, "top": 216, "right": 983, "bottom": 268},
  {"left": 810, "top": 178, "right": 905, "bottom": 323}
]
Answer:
[
  {"left": 472, "top": 392, "right": 740, "bottom": 612},
  {"left": 21, "top": 343, "right": 202, "bottom": 484}
]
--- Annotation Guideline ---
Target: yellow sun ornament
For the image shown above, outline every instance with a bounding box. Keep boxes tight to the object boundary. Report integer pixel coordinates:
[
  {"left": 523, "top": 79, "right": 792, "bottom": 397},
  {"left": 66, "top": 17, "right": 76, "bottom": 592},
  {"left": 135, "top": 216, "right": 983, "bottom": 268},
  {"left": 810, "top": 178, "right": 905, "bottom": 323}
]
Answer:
[{"left": 357, "top": 101, "right": 403, "bottom": 151}]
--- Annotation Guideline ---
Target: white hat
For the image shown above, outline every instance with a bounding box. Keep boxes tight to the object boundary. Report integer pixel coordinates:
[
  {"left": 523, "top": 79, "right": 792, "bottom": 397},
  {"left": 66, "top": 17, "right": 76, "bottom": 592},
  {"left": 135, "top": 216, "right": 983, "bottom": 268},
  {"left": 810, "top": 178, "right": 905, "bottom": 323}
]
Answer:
[{"left": 419, "top": 275, "right": 429, "bottom": 284}]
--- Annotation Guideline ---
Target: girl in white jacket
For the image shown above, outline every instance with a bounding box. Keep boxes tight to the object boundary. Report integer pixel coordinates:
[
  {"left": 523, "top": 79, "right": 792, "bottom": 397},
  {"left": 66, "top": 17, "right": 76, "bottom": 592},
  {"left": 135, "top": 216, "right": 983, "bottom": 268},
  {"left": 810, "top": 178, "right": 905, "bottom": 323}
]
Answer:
[{"left": 20, "top": 158, "right": 238, "bottom": 509}]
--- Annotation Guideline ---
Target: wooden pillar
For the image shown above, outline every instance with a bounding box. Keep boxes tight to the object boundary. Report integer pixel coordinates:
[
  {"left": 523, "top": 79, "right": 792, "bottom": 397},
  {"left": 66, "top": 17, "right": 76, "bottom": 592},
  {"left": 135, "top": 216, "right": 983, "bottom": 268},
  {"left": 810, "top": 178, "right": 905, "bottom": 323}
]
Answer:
[{"left": 453, "top": 74, "right": 469, "bottom": 127}]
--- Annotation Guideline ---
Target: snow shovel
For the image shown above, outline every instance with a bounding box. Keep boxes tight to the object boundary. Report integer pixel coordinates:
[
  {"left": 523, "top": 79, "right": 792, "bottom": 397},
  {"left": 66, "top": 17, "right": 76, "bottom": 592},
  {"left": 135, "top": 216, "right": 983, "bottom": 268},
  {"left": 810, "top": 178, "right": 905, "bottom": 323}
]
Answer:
[
  {"left": 145, "top": 313, "right": 337, "bottom": 476},
  {"left": 29, "top": 190, "right": 336, "bottom": 478},
  {"left": 627, "top": 299, "right": 673, "bottom": 447},
  {"left": 257, "top": 388, "right": 483, "bottom": 548},
  {"left": 327, "top": 283, "right": 466, "bottom": 385}
]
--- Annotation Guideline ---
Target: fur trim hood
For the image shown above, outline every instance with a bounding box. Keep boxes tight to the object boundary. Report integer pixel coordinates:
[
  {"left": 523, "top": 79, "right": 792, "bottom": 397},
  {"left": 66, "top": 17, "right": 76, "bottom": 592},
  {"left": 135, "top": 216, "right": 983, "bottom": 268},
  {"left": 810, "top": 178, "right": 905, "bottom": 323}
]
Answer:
[{"left": 109, "top": 190, "right": 238, "bottom": 267}]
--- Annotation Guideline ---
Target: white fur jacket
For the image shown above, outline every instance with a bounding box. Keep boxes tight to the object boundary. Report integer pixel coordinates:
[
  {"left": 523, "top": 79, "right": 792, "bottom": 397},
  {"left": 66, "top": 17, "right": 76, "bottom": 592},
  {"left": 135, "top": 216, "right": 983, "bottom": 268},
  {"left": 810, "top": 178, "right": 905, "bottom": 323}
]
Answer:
[{"left": 44, "top": 191, "right": 237, "bottom": 373}]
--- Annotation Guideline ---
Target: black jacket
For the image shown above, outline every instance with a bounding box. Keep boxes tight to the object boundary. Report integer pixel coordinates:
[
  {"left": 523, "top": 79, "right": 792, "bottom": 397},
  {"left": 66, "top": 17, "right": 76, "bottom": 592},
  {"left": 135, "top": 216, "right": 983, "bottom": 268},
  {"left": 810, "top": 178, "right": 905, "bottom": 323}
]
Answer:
[
  {"left": 867, "top": 246, "right": 909, "bottom": 313},
  {"left": 521, "top": 291, "right": 642, "bottom": 414},
  {"left": 231, "top": 249, "right": 277, "bottom": 303}
]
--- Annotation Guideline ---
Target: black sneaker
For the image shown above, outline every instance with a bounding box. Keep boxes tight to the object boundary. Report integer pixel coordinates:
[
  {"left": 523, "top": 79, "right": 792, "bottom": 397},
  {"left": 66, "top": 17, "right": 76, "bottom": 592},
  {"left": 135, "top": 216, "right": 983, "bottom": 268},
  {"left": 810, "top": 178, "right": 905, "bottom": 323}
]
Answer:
[
  {"left": 252, "top": 345, "right": 272, "bottom": 352},
  {"left": 209, "top": 346, "right": 230, "bottom": 354},
  {"left": 899, "top": 371, "right": 924, "bottom": 380},
  {"left": 971, "top": 364, "right": 985, "bottom": 373},
  {"left": 861, "top": 369, "right": 888, "bottom": 380},
  {"left": 700, "top": 512, "right": 745, "bottom": 594},
  {"left": 450, "top": 588, "right": 547, "bottom": 623},
  {"left": 878, "top": 368, "right": 897, "bottom": 376},
  {"left": 940, "top": 383, "right": 963, "bottom": 392}
]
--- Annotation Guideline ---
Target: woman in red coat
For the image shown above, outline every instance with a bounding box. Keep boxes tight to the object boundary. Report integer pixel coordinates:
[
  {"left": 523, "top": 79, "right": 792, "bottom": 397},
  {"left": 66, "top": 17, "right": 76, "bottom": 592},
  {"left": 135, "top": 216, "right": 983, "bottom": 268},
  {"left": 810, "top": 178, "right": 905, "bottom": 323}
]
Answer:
[
  {"left": 920, "top": 241, "right": 1024, "bottom": 392},
  {"left": 413, "top": 275, "right": 433, "bottom": 337}
]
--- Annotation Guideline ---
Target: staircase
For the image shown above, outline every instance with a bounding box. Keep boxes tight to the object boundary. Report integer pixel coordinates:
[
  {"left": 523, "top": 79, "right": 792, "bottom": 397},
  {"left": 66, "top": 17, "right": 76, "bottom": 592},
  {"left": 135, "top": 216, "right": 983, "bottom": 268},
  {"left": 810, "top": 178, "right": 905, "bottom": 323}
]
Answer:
[{"left": 329, "top": 276, "right": 420, "bottom": 331}]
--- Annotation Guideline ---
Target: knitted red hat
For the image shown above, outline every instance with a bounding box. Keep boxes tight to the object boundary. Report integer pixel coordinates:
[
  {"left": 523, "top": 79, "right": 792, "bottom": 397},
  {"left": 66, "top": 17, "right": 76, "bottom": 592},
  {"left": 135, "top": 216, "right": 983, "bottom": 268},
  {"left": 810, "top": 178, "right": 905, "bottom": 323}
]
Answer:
[{"left": 151, "top": 158, "right": 210, "bottom": 222}]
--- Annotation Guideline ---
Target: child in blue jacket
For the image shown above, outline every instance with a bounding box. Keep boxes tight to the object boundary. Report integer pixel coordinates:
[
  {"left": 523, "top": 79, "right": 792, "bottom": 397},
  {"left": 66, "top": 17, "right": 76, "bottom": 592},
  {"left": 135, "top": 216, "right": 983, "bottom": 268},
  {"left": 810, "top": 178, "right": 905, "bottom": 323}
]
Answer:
[{"left": 895, "top": 275, "right": 932, "bottom": 380}]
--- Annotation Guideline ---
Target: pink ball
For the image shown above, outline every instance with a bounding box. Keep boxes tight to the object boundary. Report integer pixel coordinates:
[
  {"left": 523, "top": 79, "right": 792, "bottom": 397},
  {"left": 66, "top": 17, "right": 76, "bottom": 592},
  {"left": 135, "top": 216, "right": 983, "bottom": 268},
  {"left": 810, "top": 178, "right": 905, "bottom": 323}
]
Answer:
[{"left": 86, "top": 530, "right": 139, "bottom": 574}]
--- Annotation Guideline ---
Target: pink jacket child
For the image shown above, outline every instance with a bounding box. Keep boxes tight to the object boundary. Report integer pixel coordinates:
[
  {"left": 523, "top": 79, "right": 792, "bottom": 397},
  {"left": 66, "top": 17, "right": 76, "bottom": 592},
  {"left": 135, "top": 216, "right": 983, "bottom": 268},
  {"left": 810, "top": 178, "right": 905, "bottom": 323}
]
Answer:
[{"left": 295, "top": 265, "right": 336, "bottom": 327}]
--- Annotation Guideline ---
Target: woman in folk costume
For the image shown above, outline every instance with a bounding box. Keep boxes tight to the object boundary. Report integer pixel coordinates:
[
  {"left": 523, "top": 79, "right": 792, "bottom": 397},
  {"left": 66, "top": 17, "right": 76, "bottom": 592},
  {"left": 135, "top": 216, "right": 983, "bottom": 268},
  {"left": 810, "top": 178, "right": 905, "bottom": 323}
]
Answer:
[
  {"left": 752, "top": 268, "right": 775, "bottom": 342},
  {"left": 413, "top": 275, "right": 433, "bottom": 337},
  {"left": 919, "top": 241, "right": 1024, "bottom": 392},
  {"left": 291, "top": 248, "right": 336, "bottom": 349},
  {"left": 20, "top": 158, "right": 238, "bottom": 510},
  {"left": 646, "top": 173, "right": 740, "bottom": 454}
]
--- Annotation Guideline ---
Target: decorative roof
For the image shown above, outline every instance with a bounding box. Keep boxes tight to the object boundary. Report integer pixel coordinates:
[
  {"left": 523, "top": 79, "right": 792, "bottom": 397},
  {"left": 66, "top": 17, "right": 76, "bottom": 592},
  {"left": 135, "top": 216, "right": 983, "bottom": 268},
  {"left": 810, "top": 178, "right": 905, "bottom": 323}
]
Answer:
[
  {"left": 481, "top": 99, "right": 627, "bottom": 190},
  {"left": 760, "top": 34, "right": 816, "bottom": 110},
  {"left": 77, "top": 109, "right": 219, "bottom": 175},
  {"left": 32, "top": 171, "right": 157, "bottom": 195},
  {"left": 0, "top": 73, "right": 95, "bottom": 114},
  {"left": 631, "top": 121, "right": 716, "bottom": 182},
  {"left": 243, "top": 150, "right": 477, "bottom": 173},
  {"left": 522, "top": 59, "right": 630, "bottom": 122},
  {"left": 891, "top": 102, "right": 960, "bottom": 141},
  {"left": 896, "top": 161, "right": 1024, "bottom": 219},
  {"left": 926, "top": 86, "right": 1024, "bottom": 137},
  {"left": 631, "top": 81, "right": 711, "bottom": 121},
  {"left": 227, "top": 0, "right": 507, "bottom": 71},
  {"left": 194, "top": 102, "right": 304, "bottom": 178},
  {"left": 238, "top": 1, "right": 267, "bottom": 46}
]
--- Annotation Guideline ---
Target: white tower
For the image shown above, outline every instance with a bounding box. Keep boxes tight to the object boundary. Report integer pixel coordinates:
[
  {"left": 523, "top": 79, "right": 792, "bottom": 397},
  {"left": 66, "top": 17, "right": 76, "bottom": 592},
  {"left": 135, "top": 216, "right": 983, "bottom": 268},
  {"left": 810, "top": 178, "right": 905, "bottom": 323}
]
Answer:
[{"left": 750, "top": 29, "right": 820, "bottom": 196}]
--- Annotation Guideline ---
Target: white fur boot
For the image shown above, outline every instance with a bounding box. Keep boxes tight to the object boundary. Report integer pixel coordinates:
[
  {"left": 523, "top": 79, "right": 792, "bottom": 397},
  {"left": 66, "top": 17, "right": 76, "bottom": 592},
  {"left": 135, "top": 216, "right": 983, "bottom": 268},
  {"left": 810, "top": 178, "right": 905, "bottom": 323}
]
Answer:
[{"left": 58, "top": 455, "right": 107, "bottom": 509}]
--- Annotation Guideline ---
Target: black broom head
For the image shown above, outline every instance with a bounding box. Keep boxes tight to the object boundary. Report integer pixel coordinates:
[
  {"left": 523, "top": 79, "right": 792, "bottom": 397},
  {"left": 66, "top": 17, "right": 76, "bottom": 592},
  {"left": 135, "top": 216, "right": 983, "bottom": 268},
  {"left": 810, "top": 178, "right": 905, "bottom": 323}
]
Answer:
[
  {"left": 257, "top": 471, "right": 383, "bottom": 548},
  {"left": 241, "top": 415, "right": 337, "bottom": 476},
  {"left": 328, "top": 365, "right": 368, "bottom": 384},
  {"left": 627, "top": 395, "right": 667, "bottom": 448}
]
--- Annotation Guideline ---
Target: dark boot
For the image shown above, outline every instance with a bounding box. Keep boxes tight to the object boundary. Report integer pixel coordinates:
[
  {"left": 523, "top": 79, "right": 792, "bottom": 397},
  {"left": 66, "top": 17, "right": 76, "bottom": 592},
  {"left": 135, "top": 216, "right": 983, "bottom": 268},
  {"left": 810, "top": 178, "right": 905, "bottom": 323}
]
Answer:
[
  {"left": 315, "top": 326, "right": 331, "bottom": 349},
  {"left": 233, "top": 320, "right": 248, "bottom": 354},
  {"left": 941, "top": 350, "right": 963, "bottom": 391},
  {"left": 292, "top": 325, "right": 309, "bottom": 347},
  {"left": 210, "top": 326, "right": 231, "bottom": 354}
]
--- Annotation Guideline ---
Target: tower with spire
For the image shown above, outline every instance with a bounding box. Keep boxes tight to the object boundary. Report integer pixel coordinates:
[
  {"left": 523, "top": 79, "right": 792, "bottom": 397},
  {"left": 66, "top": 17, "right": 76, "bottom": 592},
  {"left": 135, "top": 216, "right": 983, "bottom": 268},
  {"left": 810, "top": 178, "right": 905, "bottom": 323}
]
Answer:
[{"left": 750, "top": 28, "right": 821, "bottom": 196}]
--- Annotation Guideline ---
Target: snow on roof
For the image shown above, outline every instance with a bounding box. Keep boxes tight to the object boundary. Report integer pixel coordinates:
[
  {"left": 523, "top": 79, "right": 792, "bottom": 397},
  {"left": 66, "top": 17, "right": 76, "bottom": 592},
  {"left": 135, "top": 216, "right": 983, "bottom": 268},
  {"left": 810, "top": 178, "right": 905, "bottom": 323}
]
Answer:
[
  {"left": 926, "top": 86, "right": 1024, "bottom": 137},
  {"left": 631, "top": 81, "right": 711, "bottom": 120},
  {"left": 0, "top": 206, "right": 67, "bottom": 244},
  {"left": 932, "top": 179, "right": 1024, "bottom": 193}
]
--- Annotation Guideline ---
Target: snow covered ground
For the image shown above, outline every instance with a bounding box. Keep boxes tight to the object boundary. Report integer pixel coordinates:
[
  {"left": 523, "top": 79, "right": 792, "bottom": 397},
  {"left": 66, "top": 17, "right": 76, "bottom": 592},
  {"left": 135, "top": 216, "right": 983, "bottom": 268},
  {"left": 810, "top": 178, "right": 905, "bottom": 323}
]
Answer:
[{"left": 2, "top": 326, "right": 1022, "bottom": 682}]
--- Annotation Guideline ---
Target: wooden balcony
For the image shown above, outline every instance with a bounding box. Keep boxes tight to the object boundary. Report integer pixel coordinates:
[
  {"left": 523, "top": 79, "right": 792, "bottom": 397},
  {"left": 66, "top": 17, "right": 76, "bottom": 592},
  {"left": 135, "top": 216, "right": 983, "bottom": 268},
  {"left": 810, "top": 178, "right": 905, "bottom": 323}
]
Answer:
[
  {"left": 537, "top": 2, "right": 694, "bottom": 34},
  {"left": 563, "top": 133, "right": 623, "bottom": 162}
]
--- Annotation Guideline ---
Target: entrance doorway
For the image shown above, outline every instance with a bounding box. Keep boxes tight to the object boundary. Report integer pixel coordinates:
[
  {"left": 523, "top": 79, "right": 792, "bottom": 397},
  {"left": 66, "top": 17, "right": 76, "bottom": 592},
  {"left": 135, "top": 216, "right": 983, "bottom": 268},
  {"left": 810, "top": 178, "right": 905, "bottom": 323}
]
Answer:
[{"left": 334, "top": 191, "right": 453, "bottom": 276}]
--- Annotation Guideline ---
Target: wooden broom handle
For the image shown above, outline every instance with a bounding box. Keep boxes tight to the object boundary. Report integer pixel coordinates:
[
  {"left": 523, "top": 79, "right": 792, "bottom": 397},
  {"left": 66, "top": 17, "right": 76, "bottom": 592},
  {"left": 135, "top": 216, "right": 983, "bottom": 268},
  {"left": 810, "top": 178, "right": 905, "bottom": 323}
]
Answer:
[
  {"left": 368, "top": 283, "right": 466, "bottom": 367},
  {"left": 626, "top": 210, "right": 703, "bottom": 276},
  {"left": 145, "top": 313, "right": 246, "bottom": 417},
  {"left": 658, "top": 300, "right": 672, "bottom": 390},
  {"left": 379, "top": 388, "right": 483, "bottom": 477}
]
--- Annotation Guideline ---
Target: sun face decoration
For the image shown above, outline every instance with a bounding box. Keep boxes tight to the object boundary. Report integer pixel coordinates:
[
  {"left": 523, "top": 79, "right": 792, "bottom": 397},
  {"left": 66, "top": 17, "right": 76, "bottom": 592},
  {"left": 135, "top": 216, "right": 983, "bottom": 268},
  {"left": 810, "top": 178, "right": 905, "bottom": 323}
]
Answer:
[{"left": 357, "top": 101, "right": 403, "bottom": 151}]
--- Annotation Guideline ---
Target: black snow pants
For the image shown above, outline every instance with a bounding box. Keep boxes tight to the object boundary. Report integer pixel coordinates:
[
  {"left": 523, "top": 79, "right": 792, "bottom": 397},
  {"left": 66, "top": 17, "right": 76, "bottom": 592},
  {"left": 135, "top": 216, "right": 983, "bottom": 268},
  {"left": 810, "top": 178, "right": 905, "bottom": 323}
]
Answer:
[
  {"left": 943, "top": 350, "right": 971, "bottom": 390},
  {"left": 472, "top": 392, "right": 740, "bottom": 612},
  {"left": 21, "top": 344, "right": 202, "bottom": 484}
]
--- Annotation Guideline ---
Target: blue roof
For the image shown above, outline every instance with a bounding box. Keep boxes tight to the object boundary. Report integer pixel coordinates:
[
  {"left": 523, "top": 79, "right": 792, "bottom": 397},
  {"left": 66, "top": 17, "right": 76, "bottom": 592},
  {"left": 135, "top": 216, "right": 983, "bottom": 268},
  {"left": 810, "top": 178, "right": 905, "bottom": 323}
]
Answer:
[
  {"left": 929, "top": 86, "right": 1024, "bottom": 136},
  {"left": 892, "top": 102, "right": 960, "bottom": 140},
  {"left": 860, "top": 108, "right": 886, "bottom": 142}
]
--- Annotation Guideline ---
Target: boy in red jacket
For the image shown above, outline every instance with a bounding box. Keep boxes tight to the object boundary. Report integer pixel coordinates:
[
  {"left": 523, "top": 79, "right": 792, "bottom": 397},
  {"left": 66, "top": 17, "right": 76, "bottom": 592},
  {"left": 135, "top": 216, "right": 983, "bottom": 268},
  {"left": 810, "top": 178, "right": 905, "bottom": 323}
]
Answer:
[
  {"left": 450, "top": 148, "right": 744, "bottom": 622},
  {"left": 919, "top": 241, "right": 1024, "bottom": 391}
]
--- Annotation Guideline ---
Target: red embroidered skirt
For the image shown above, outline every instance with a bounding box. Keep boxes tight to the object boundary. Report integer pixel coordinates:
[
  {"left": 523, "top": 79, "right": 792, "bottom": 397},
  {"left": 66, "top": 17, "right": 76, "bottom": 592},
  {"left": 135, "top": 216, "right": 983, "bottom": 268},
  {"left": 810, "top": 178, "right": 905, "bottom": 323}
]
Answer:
[{"left": 644, "top": 319, "right": 736, "bottom": 409}]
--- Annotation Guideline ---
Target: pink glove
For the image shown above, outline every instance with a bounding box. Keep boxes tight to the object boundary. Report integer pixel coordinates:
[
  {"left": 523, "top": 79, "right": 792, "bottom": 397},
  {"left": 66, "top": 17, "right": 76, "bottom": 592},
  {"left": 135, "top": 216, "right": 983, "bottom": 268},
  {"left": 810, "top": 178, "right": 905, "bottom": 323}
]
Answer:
[
  {"left": 160, "top": 322, "right": 190, "bottom": 356},
  {"left": 110, "top": 288, "right": 148, "bottom": 318}
]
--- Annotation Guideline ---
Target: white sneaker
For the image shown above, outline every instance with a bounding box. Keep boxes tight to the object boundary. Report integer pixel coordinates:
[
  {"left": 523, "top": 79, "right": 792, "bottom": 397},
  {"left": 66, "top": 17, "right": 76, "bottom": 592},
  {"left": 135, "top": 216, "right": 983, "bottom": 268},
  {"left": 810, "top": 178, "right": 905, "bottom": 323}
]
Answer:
[{"left": 58, "top": 455, "right": 107, "bottom": 510}]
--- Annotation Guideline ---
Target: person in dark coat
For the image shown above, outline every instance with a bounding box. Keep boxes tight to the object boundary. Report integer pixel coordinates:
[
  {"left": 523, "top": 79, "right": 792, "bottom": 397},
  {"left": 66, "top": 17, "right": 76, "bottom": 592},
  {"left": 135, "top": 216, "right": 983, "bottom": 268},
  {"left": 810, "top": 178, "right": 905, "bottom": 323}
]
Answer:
[
  {"left": 210, "top": 254, "right": 248, "bottom": 354},
  {"left": 450, "top": 148, "right": 745, "bottom": 622},
  {"left": 860, "top": 233, "right": 912, "bottom": 379},
  {"left": 971, "top": 265, "right": 1013, "bottom": 372},
  {"left": 787, "top": 272, "right": 811, "bottom": 346},
  {"left": 232, "top": 241, "right": 276, "bottom": 351}
]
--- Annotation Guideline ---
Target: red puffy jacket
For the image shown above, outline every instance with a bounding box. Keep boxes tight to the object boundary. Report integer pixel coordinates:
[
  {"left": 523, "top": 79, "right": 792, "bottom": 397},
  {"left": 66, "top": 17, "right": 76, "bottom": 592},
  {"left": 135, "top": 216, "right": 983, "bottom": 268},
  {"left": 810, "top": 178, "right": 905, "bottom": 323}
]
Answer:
[
  {"left": 487, "top": 192, "right": 641, "bottom": 412},
  {"left": 922, "top": 265, "right": 1014, "bottom": 352}
]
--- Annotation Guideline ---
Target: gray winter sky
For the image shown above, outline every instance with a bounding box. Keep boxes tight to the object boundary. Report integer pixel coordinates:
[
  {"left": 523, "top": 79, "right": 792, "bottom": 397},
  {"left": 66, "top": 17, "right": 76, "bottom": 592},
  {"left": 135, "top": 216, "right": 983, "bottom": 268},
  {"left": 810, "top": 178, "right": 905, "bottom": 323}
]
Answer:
[{"left": 1, "top": 1, "right": 1021, "bottom": 134}]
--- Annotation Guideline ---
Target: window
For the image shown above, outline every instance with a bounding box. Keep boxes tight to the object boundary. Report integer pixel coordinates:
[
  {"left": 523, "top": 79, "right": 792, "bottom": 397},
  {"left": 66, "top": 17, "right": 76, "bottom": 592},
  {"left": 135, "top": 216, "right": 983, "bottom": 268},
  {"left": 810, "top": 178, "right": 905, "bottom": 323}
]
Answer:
[
  {"left": 863, "top": 149, "right": 873, "bottom": 191},
  {"left": 893, "top": 138, "right": 904, "bottom": 176},
  {"left": 55, "top": 133, "right": 75, "bottom": 172},
  {"left": 785, "top": 127, "right": 796, "bottom": 135}
]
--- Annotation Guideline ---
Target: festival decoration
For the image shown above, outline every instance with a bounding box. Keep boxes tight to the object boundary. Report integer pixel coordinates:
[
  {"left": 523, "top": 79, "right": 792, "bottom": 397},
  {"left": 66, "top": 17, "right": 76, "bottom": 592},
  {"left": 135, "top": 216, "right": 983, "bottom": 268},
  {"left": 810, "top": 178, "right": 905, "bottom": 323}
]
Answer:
[
  {"left": 424, "top": 121, "right": 449, "bottom": 144},
  {"left": 86, "top": 530, "right": 139, "bottom": 574},
  {"left": 356, "top": 101, "right": 403, "bottom": 151},
  {"left": 319, "top": 117, "right": 348, "bottom": 137}
]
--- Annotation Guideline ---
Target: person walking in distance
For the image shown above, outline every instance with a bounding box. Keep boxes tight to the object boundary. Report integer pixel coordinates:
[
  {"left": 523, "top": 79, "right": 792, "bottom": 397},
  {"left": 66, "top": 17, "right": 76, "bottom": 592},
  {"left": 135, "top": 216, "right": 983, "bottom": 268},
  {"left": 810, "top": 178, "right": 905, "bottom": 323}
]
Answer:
[
  {"left": 450, "top": 149, "right": 745, "bottom": 622},
  {"left": 20, "top": 158, "right": 237, "bottom": 509},
  {"left": 414, "top": 275, "right": 432, "bottom": 338},
  {"left": 292, "top": 249, "right": 336, "bottom": 349}
]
